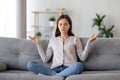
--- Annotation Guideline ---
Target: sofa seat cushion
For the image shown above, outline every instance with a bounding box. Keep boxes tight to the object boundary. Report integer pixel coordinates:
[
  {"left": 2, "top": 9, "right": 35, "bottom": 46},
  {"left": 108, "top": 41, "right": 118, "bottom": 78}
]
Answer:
[
  {"left": 0, "top": 71, "right": 64, "bottom": 80},
  {"left": 82, "top": 70, "right": 120, "bottom": 74},
  {"left": 66, "top": 71, "right": 120, "bottom": 80},
  {"left": 0, "top": 60, "right": 7, "bottom": 71},
  {"left": 0, "top": 70, "right": 35, "bottom": 75}
]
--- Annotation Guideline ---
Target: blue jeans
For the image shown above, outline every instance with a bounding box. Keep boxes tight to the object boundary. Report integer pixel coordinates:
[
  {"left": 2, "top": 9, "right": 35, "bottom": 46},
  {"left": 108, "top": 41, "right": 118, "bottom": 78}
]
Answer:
[{"left": 27, "top": 61, "right": 84, "bottom": 77}]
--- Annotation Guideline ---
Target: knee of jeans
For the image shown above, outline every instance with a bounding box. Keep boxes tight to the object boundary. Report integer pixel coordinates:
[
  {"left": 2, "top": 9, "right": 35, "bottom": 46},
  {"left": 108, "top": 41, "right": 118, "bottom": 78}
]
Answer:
[
  {"left": 74, "top": 62, "right": 84, "bottom": 71},
  {"left": 27, "top": 61, "right": 36, "bottom": 70}
]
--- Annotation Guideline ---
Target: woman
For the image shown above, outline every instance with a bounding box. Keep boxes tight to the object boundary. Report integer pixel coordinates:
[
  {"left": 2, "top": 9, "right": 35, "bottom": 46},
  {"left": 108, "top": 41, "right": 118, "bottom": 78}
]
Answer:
[{"left": 27, "top": 14, "right": 97, "bottom": 77}]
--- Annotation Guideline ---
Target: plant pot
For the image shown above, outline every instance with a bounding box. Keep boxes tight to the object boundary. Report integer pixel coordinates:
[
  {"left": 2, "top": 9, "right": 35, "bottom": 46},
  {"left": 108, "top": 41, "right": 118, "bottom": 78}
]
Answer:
[{"left": 49, "top": 21, "right": 55, "bottom": 27}]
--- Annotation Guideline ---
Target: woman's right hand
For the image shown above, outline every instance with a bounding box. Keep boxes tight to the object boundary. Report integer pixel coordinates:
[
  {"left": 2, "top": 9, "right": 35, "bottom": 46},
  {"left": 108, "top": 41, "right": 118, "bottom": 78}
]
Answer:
[{"left": 29, "top": 36, "right": 40, "bottom": 44}]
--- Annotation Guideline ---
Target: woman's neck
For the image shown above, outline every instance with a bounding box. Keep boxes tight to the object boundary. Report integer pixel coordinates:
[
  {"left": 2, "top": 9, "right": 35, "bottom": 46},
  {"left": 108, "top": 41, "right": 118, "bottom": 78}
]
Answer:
[{"left": 61, "top": 34, "right": 69, "bottom": 41}]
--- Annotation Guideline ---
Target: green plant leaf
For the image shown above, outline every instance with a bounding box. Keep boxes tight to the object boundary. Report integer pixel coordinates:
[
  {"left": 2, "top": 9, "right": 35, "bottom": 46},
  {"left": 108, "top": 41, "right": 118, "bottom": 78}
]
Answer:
[
  {"left": 49, "top": 16, "right": 56, "bottom": 21},
  {"left": 108, "top": 25, "right": 114, "bottom": 32},
  {"left": 36, "top": 32, "right": 42, "bottom": 37},
  {"left": 100, "top": 15, "right": 106, "bottom": 22},
  {"left": 92, "top": 13, "right": 106, "bottom": 28},
  {"left": 92, "top": 13, "right": 114, "bottom": 38},
  {"left": 96, "top": 13, "right": 100, "bottom": 20},
  {"left": 109, "top": 32, "right": 113, "bottom": 37}
]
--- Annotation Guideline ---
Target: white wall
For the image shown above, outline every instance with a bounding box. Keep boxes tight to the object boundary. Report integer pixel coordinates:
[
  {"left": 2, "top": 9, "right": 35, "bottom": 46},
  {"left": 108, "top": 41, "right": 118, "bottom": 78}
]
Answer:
[{"left": 27, "top": 0, "right": 120, "bottom": 38}]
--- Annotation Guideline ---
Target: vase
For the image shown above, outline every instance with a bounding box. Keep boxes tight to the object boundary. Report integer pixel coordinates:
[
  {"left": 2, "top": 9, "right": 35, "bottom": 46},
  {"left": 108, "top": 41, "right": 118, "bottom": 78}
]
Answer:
[{"left": 49, "top": 21, "right": 55, "bottom": 27}]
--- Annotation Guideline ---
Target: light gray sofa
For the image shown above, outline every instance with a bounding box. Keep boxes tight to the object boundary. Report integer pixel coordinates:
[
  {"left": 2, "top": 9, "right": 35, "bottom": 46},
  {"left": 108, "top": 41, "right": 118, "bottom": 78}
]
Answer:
[{"left": 0, "top": 37, "right": 120, "bottom": 80}]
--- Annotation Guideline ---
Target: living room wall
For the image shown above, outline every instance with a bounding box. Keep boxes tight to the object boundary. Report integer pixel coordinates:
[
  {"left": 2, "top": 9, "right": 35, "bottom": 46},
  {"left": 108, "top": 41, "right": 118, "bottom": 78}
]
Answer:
[{"left": 27, "top": 0, "right": 120, "bottom": 38}]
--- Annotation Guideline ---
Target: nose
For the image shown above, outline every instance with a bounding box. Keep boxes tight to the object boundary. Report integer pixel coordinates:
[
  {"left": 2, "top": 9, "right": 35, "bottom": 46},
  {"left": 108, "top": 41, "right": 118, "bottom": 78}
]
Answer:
[{"left": 61, "top": 25, "right": 65, "bottom": 28}]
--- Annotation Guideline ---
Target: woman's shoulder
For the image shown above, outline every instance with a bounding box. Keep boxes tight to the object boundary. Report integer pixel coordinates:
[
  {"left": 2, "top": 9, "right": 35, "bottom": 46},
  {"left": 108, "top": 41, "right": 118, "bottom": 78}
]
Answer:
[
  {"left": 50, "top": 36, "right": 60, "bottom": 41},
  {"left": 70, "top": 36, "right": 80, "bottom": 40},
  {"left": 70, "top": 36, "right": 82, "bottom": 43}
]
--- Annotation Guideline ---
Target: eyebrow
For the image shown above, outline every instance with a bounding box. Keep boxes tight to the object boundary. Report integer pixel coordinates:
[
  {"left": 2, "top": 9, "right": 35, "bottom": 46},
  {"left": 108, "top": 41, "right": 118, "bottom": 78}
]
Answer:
[{"left": 59, "top": 22, "right": 68, "bottom": 24}]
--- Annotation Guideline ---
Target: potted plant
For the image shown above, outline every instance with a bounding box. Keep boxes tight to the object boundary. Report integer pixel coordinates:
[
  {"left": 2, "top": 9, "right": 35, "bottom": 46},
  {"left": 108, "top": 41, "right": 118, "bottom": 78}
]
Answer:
[
  {"left": 92, "top": 13, "right": 115, "bottom": 38},
  {"left": 36, "top": 32, "right": 42, "bottom": 38},
  {"left": 49, "top": 16, "right": 56, "bottom": 27}
]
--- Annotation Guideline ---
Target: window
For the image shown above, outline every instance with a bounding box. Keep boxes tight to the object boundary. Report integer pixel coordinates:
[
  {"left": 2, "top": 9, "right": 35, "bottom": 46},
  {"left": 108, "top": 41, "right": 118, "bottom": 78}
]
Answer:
[{"left": 0, "top": 0, "right": 17, "bottom": 38}]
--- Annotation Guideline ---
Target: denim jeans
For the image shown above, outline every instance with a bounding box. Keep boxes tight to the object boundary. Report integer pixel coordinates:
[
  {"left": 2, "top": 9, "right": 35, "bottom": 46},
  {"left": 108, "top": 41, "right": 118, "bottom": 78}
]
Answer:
[{"left": 27, "top": 61, "right": 84, "bottom": 77}]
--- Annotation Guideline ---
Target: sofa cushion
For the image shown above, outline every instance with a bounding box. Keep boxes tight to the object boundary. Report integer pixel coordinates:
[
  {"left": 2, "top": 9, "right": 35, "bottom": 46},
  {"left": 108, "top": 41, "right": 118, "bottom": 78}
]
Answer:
[
  {"left": 80, "top": 38, "right": 120, "bottom": 71},
  {"left": 0, "top": 60, "right": 7, "bottom": 71},
  {"left": 0, "top": 73, "right": 64, "bottom": 80},
  {"left": 0, "top": 37, "right": 42, "bottom": 70},
  {"left": 66, "top": 73, "right": 120, "bottom": 80},
  {"left": 82, "top": 70, "right": 120, "bottom": 74}
]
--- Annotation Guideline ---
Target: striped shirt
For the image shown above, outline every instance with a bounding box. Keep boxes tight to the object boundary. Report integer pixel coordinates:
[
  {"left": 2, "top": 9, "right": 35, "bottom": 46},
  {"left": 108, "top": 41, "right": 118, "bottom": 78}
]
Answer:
[{"left": 37, "top": 36, "right": 90, "bottom": 69}]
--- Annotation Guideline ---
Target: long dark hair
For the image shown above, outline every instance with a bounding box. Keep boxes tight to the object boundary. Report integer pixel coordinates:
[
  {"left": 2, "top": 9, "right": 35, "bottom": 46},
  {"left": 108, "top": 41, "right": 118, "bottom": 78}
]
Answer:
[{"left": 55, "top": 14, "right": 74, "bottom": 37}]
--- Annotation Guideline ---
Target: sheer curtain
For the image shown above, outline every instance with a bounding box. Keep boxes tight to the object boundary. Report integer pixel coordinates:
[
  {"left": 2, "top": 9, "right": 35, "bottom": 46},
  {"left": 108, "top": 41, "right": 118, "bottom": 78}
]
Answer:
[
  {"left": 17, "top": 0, "right": 26, "bottom": 39},
  {"left": 0, "top": 0, "right": 17, "bottom": 38},
  {"left": 0, "top": 0, "right": 26, "bottom": 39}
]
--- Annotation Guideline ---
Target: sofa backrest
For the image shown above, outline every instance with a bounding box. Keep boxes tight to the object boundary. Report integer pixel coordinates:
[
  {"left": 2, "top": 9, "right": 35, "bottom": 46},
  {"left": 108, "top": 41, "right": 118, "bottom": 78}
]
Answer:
[
  {"left": 1, "top": 37, "right": 120, "bottom": 71},
  {"left": 80, "top": 38, "right": 120, "bottom": 71},
  {"left": 0, "top": 37, "right": 42, "bottom": 70},
  {"left": 40, "top": 37, "right": 120, "bottom": 71}
]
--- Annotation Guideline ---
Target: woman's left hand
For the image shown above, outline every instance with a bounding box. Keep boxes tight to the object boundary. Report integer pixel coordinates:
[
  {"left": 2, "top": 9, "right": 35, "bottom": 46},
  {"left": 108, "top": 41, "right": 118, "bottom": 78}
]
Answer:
[{"left": 88, "top": 34, "right": 98, "bottom": 42}]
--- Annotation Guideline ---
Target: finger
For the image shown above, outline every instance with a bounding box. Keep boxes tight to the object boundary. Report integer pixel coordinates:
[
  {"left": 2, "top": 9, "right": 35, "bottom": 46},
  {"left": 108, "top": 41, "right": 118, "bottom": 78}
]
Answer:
[
  {"left": 28, "top": 36, "right": 32, "bottom": 38},
  {"left": 94, "top": 34, "right": 98, "bottom": 38},
  {"left": 93, "top": 36, "right": 97, "bottom": 40},
  {"left": 29, "top": 36, "right": 34, "bottom": 40},
  {"left": 94, "top": 33, "right": 98, "bottom": 38},
  {"left": 91, "top": 34, "right": 95, "bottom": 38},
  {"left": 92, "top": 34, "right": 97, "bottom": 38}
]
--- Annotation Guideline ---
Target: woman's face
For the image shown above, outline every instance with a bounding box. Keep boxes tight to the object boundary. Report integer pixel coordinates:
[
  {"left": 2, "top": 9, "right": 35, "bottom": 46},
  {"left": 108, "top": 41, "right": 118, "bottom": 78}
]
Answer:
[{"left": 58, "top": 19, "right": 70, "bottom": 34}]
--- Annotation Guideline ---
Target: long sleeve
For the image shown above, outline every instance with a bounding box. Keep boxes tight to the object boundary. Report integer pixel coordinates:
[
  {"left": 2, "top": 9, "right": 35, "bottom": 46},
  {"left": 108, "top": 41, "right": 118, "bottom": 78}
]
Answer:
[
  {"left": 75, "top": 38, "right": 90, "bottom": 62},
  {"left": 36, "top": 39, "right": 53, "bottom": 63}
]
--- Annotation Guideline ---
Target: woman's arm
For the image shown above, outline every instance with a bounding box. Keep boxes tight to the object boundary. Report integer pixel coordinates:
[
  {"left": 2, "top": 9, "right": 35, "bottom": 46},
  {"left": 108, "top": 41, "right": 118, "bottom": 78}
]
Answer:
[
  {"left": 75, "top": 34, "right": 97, "bottom": 62},
  {"left": 29, "top": 36, "right": 53, "bottom": 63}
]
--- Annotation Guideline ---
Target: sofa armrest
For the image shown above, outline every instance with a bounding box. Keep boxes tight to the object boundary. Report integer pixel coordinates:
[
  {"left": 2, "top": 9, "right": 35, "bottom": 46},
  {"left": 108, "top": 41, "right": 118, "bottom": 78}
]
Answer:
[{"left": 0, "top": 60, "right": 7, "bottom": 71}]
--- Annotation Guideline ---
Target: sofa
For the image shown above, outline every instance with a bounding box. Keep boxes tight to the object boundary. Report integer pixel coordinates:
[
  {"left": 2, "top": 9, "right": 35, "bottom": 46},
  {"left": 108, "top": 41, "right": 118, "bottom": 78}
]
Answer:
[{"left": 0, "top": 37, "right": 120, "bottom": 80}]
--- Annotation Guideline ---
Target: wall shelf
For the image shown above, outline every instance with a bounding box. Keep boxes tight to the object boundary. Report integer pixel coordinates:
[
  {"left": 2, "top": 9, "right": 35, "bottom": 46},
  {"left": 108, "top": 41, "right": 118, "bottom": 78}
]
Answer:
[
  {"left": 32, "top": 11, "right": 65, "bottom": 14},
  {"left": 32, "top": 8, "right": 65, "bottom": 39}
]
